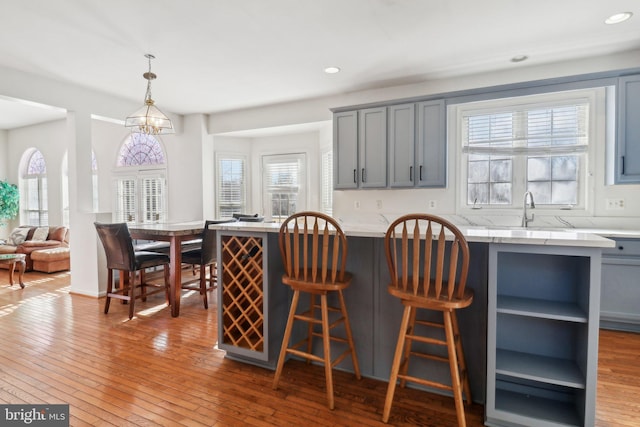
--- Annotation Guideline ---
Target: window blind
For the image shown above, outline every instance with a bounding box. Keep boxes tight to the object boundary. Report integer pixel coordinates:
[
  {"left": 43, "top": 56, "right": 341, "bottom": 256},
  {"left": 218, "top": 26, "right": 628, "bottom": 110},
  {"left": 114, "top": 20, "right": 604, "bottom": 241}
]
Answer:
[
  {"left": 321, "top": 150, "right": 333, "bottom": 215},
  {"left": 461, "top": 93, "right": 592, "bottom": 208},
  {"left": 114, "top": 178, "right": 137, "bottom": 223},
  {"left": 463, "top": 103, "right": 589, "bottom": 156},
  {"left": 217, "top": 157, "right": 246, "bottom": 217},
  {"left": 141, "top": 176, "right": 165, "bottom": 222},
  {"left": 262, "top": 153, "right": 305, "bottom": 220}
]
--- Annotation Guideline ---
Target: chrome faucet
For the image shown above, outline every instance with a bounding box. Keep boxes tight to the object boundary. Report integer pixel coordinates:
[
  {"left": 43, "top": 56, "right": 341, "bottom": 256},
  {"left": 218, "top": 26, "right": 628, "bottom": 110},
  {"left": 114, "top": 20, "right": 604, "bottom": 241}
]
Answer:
[{"left": 521, "top": 191, "right": 535, "bottom": 228}]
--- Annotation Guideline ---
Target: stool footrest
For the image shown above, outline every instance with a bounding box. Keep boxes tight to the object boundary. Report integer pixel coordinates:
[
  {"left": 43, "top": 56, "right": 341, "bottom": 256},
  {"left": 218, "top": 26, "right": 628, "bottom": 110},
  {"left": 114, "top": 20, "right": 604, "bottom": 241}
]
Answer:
[
  {"left": 286, "top": 346, "right": 324, "bottom": 363},
  {"left": 406, "top": 333, "right": 446, "bottom": 346},
  {"left": 409, "top": 351, "right": 449, "bottom": 364},
  {"left": 416, "top": 319, "right": 444, "bottom": 329},
  {"left": 310, "top": 331, "right": 348, "bottom": 345},
  {"left": 397, "top": 374, "right": 454, "bottom": 392},
  {"left": 330, "top": 348, "right": 352, "bottom": 368}
]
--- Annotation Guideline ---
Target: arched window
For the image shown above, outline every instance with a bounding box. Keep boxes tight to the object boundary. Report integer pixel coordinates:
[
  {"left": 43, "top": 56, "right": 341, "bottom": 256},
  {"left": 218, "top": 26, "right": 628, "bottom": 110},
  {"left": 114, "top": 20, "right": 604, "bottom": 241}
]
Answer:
[
  {"left": 117, "top": 133, "right": 166, "bottom": 166},
  {"left": 62, "top": 151, "right": 98, "bottom": 227},
  {"left": 114, "top": 134, "right": 167, "bottom": 223},
  {"left": 21, "top": 149, "right": 48, "bottom": 226}
]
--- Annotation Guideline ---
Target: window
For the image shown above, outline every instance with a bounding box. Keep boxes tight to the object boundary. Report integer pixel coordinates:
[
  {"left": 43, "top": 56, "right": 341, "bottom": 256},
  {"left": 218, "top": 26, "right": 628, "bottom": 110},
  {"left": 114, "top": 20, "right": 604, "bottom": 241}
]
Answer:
[
  {"left": 216, "top": 155, "right": 247, "bottom": 218},
  {"left": 457, "top": 89, "right": 598, "bottom": 210},
  {"left": 262, "top": 153, "right": 306, "bottom": 221},
  {"left": 113, "top": 134, "right": 167, "bottom": 223},
  {"left": 117, "top": 133, "right": 165, "bottom": 166},
  {"left": 321, "top": 150, "right": 333, "bottom": 215},
  {"left": 22, "top": 149, "right": 48, "bottom": 226}
]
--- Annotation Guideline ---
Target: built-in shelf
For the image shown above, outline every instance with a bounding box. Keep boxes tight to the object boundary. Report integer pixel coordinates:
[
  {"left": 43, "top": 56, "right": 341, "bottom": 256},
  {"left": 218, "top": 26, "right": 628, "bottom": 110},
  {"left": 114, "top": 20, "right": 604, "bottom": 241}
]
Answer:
[
  {"left": 487, "top": 244, "right": 599, "bottom": 427},
  {"left": 496, "top": 349, "right": 585, "bottom": 389},
  {"left": 497, "top": 295, "right": 588, "bottom": 323},
  {"left": 494, "top": 388, "right": 581, "bottom": 427}
]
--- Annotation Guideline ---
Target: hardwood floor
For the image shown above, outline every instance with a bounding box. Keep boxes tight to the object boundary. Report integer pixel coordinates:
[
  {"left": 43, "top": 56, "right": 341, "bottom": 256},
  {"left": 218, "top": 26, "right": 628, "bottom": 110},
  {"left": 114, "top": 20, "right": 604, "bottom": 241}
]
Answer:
[{"left": 0, "top": 269, "right": 638, "bottom": 426}]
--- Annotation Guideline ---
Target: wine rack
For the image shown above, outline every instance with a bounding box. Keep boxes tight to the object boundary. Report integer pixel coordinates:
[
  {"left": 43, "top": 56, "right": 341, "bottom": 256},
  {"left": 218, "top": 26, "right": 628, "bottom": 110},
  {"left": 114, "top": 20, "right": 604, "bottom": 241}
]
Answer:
[{"left": 219, "top": 234, "right": 265, "bottom": 355}]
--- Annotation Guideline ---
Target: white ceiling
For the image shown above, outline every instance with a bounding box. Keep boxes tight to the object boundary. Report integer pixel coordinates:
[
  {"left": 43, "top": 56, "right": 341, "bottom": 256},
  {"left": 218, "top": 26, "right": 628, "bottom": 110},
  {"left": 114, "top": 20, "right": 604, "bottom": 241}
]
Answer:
[{"left": 0, "top": 0, "right": 639, "bottom": 130}]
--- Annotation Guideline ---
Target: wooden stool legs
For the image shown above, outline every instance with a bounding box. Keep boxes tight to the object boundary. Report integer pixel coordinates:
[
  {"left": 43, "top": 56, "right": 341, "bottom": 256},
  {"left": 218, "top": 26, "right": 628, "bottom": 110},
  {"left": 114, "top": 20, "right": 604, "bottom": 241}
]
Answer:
[
  {"left": 382, "top": 306, "right": 471, "bottom": 426},
  {"left": 273, "top": 289, "right": 360, "bottom": 410},
  {"left": 383, "top": 305, "right": 412, "bottom": 423},
  {"left": 273, "top": 290, "right": 300, "bottom": 391}
]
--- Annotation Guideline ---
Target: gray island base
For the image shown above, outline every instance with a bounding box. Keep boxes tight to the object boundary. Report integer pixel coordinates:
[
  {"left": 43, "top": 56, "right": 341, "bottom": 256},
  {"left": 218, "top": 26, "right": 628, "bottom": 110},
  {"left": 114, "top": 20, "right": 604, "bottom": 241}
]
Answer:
[{"left": 212, "top": 221, "right": 612, "bottom": 427}]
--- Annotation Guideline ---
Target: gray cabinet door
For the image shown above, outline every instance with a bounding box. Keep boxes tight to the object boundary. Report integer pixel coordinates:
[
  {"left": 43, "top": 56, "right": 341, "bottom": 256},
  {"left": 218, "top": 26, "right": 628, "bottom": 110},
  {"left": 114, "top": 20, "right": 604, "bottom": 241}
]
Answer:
[
  {"left": 600, "top": 238, "right": 640, "bottom": 332},
  {"left": 416, "top": 100, "right": 446, "bottom": 187},
  {"left": 388, "top": 103, "right": 415, "bottom": 188},
  {"left": 333, "top": 111, "right": 358, "bottom": 189},
  {"left": 616, "top": 75, "right": 640, "bottom": 183},
  {"left": 359, "top": 107, "right": 387, "bottom": 188}
]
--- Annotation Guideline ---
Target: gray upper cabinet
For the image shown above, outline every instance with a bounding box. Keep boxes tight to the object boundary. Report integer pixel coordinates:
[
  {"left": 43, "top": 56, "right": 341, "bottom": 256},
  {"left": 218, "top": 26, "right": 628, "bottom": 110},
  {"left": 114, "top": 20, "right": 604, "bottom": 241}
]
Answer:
[
  {"left": 416, "top": 100, "right": 446, "bottom": 187},
  {"left": 389, "top": 103, "right": 415, "bottom": 187},
  {"left": 334, "top": 99, "right": 445, "bottom": 190},
  {"left": 333, "top": 111, "right": 358, "bottom": 189},
  {"left": 358, "top": 107, "right": 387, "bottom": 188},
  {"left": 388, "top": 100, "right": 446, "bottom": 188},
  {"left": 616, "top": 75, "right": 640, "bottom": 183}
]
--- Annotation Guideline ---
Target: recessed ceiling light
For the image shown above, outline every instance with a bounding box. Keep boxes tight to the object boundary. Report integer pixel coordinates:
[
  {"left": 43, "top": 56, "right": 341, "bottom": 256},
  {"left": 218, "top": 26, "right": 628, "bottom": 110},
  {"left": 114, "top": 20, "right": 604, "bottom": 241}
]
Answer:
[
  {"left": 323, "top": 66, "right": 341, "bottom": 74},
  {"left": 605, "top": 12, "right": 633, "bottom": 24},
  {"left": 510, "top": 55, "right": 528, "bottom": 63}
]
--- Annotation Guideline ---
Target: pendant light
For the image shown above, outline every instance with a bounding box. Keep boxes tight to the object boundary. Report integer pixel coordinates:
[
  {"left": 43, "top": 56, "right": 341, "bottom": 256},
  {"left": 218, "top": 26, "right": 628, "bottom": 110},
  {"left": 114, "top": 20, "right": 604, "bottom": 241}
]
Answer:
[{"left": 125, "top": 54, "right": 174, "bottom": 135}]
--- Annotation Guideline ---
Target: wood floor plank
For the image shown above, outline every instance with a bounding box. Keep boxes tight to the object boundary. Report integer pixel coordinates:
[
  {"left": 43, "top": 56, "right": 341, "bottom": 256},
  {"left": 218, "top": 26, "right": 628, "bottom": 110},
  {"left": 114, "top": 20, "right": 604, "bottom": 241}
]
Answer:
[{"left": 1, "top": 269, "right": 639, "bottom": 426}]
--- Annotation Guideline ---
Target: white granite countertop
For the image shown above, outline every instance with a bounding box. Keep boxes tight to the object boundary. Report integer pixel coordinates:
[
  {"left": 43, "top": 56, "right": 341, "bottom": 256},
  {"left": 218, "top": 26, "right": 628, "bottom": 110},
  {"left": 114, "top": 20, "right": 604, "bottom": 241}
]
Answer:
[{"left": 210, "top": 216, "right": 620, "bottom": 248}]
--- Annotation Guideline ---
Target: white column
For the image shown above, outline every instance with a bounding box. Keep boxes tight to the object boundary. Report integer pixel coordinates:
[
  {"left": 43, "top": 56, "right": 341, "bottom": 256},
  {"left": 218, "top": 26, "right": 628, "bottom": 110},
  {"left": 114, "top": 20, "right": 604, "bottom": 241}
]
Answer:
[{"left": 67, "top": 111, "right": 105, "bottom": 296}]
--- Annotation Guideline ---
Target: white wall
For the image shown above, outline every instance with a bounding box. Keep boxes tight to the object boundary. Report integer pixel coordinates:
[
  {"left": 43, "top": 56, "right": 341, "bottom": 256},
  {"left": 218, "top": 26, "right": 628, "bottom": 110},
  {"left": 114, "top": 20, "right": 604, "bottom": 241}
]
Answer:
[
  {"left": 250, "top": 131, "right": 322, "bottom": 216},
  {"left": 8, "top": 120, "right": 67, "bottom": 226},
  {"left": 211, "top": 123, "right": 333, "bottom": 218},
  {"left": 208, "top": 49, "right": 640, "bottom": 229},
  {"left": 332, "top": 83, "right": 640, "bottom": 229},
  {"left": 0, "top": 129, "right": 9, "bottom": 237}
]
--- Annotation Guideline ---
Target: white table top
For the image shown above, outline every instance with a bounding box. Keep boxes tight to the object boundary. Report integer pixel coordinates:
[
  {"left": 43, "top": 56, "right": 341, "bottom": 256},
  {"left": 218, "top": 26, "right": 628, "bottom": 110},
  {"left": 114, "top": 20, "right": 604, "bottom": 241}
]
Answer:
[{"left": 209, "top": 219, "right": 618, "bottom": 248}]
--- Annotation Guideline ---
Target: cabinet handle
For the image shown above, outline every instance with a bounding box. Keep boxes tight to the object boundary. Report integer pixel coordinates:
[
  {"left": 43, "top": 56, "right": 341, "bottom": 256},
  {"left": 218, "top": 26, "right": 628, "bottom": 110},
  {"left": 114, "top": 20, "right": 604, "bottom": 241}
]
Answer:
[
  {"left": 618, "top": 246, "right": 624, "bottom": 250},
  {"left": 419, "top": 165, "right": 423, "bottom": 181},
  {"left": 362, "top": 168, "right": 366, "bottom": 183},
  {"left": 353, "top": 169, "right": 357, "bottom": 184},
  {"left": 409, "top": 166, "right": 413, "bottom": 181},
  {"left": 621, "top": 156, "right": 625, "bottom": 175}
]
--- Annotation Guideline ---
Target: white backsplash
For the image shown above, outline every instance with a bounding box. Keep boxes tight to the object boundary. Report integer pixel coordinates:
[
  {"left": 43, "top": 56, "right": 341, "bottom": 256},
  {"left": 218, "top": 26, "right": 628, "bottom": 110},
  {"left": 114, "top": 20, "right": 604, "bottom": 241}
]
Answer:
[{"left": 333, "top": 189, "right": 640, "bottom": 232}]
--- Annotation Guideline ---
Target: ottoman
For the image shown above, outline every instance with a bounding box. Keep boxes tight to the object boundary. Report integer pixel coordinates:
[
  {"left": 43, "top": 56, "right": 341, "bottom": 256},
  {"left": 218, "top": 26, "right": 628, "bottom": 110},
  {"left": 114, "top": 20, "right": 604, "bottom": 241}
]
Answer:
[{"left": 31, "top": 247, "right": 71, "bottom": 273}]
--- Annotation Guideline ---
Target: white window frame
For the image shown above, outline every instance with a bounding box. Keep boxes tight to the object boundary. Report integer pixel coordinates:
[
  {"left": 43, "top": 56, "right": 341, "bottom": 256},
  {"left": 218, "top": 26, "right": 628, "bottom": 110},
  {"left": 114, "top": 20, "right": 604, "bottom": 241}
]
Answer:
[
  {"left": 215, "top": 153, "right": 247, "bottom": 218},
  {"left": 23, "top": 175, "right": 48, "bottom": 226},
  {"left": 112, "top": 168, "right": 167, "bottom": 224},
  {"left": 453, "top": 88, "right": 602, "bottom": 216},
  {"left": 321, "top": 149, "right": 333, "bottom": 215},
  {"left": 21, "top": 149, "right": 48, "bottom": 226},
  {"left": 112, "top": 134, "right": 168, "bottom": 224},
  {"left": 261, "top": 153, "right": 307, "bottom": 221}
]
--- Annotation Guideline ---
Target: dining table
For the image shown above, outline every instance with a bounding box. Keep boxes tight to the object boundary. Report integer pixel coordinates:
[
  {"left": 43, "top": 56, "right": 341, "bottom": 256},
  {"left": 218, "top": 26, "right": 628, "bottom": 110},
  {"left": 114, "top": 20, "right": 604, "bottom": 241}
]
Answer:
[{"left": 128, "top": 220, "right": 204, "bottom": 317}]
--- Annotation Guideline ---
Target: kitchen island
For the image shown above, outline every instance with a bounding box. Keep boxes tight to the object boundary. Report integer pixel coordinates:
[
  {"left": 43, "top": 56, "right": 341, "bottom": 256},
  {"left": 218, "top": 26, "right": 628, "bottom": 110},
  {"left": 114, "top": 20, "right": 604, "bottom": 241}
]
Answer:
[{"left": 211, "top": 219, "right": 614, "bottom": 427}]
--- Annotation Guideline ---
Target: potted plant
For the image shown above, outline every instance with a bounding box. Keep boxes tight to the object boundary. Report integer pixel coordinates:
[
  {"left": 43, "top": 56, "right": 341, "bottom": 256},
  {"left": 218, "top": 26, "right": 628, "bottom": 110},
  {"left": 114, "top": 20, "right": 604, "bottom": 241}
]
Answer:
[{"left": 0, "top": 180, "right": 19, "bottom": 226}]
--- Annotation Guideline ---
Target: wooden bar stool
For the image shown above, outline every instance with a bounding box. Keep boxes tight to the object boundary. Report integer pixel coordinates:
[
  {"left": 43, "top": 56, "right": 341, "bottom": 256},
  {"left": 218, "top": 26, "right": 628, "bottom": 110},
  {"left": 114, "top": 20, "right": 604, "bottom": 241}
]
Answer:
[
  {"left": 272, "top": 211, "right": 361, "bottom": 410},
  {"left": 382, "top": 214, "right": 473, "bottom": 426}
]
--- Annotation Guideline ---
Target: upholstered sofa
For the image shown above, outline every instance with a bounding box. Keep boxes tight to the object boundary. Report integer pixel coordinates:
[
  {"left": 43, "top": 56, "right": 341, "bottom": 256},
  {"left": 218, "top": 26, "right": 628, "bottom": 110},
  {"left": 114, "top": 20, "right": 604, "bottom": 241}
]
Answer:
[{"left": 0, "top": 225, "right": 70, "bottom": 272}]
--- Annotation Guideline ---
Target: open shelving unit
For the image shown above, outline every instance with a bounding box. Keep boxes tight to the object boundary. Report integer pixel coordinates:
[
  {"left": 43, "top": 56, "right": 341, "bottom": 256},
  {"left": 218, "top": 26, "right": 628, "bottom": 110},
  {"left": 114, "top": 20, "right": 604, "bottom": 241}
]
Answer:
[{"left": 486, "top": 245, "right": 601, "bottom": 427}]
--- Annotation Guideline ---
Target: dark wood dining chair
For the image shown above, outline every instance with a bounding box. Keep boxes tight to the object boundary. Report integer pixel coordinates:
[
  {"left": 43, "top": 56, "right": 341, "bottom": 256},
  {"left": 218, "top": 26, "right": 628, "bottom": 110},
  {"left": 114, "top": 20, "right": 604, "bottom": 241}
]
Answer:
[
  {"left": 94, "top": 222, "right": 170, "bottom": 320},
  {"left": 382, "top": 214, "right": 473, "bottom": 426},
  {"left": 180, "top": 219, "right": 224, "bottom": 309},
  {"left": 272, "top": 211, "right": 361, "bottom": 410}
]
